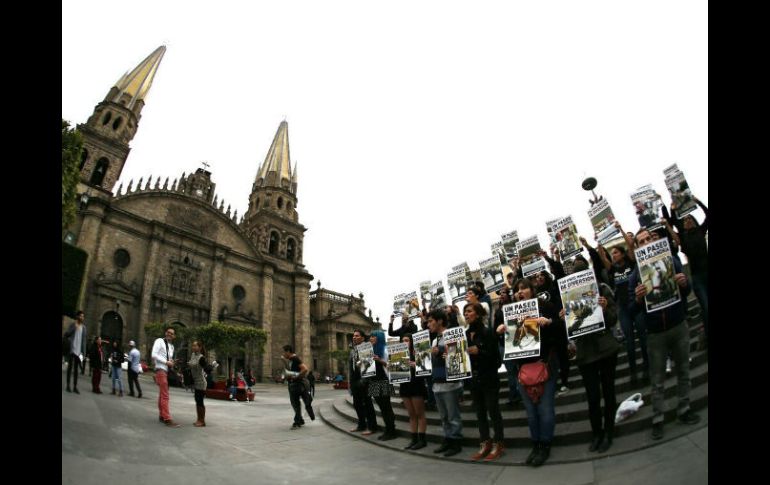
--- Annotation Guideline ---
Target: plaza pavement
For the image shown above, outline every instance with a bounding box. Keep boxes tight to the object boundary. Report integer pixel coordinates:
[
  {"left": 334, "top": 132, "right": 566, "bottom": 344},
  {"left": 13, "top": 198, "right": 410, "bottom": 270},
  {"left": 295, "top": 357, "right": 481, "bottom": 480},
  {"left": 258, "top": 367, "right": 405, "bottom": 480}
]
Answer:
[{"left": 62, "top": 369, "right": 707, "bottom": 485}]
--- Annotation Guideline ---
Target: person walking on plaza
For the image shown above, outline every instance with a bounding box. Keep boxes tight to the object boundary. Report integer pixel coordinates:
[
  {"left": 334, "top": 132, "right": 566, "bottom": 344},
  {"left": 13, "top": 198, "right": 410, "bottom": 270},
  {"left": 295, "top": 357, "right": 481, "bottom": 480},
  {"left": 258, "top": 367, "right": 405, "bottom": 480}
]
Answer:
[
  {"left": 64, "top": 310, "right": 88, "bottom": 394},
  {"left": 188, "top": 340, "right": 213, "bottom": 427},
  {"left": 152, "top": 326, "right": 181, "bottom": 427},
  {"left": 349, "top": 329, "right": 379, "bottom": 434},
  {"left": 88, "top": 336, "right": 104, "bottom": 394},
  {"left": 282, "top": 344, "right": 315, "bottom": 429},
  {"left": 110, "top": 340, "right": 125, "bottom": 397},
  {"left": 127, "top": 340, "right": 142, "bottom": 398},
  {"left": 629, "top": 228, "right": 700, "bottom": 441}
]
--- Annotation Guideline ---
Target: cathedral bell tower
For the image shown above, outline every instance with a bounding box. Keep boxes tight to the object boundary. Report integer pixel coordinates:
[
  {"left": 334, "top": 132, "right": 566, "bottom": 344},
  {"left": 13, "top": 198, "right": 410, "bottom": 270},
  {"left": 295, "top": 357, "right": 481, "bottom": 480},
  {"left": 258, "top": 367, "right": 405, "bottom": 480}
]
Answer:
[
  {"left": 77, "top": 46, "right": 166, "bottom": 193},
  {"left": 242, "top": 121, "right": 305, "bottom": 265}
]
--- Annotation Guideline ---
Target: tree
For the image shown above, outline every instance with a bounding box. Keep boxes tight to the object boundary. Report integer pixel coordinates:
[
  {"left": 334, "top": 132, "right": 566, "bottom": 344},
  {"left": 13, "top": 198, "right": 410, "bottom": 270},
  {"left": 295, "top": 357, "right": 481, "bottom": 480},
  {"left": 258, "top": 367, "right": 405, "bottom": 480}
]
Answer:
[
  {"left": 62, "top": 119, "right": 83, "bottom": 230},
  {"left": 328, "top": 348, "right": 351, "bottom": 376},
  {"left": 144, "top": 321, "right": 267, "bottom": 368}
]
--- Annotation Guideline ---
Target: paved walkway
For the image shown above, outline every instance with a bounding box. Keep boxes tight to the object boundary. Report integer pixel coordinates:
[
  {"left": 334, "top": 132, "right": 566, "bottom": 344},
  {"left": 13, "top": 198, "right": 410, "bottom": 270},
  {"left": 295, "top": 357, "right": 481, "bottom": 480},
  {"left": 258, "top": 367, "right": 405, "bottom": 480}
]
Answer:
[{"left": 62, "top": 369, "right": 707, "bottom": 485}]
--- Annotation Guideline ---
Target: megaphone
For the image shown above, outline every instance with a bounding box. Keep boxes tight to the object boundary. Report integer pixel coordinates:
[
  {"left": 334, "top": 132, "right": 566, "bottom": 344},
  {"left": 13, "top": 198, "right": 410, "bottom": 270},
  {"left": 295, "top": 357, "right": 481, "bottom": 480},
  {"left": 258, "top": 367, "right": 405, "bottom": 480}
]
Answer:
[{"left": 282, "top": 368, "right": 300, "bottom": 380}]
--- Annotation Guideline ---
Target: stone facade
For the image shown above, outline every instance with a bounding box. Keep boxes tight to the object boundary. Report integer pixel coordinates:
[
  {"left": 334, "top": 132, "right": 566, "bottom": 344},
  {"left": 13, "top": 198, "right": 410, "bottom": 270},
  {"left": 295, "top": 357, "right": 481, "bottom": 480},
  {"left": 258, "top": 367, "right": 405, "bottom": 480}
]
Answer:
[
  {"left": 65, "top": 47, "right": 314, "bottom": 381},
  {"left": 309, "top": 287, "right": 381, "bottom": 379}
]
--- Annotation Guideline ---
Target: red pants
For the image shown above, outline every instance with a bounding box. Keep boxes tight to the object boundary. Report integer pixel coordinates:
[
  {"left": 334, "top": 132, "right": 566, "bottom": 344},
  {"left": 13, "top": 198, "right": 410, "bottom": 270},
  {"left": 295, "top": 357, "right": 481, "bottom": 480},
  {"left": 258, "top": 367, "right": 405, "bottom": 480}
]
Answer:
[
  {"left": 156, "top": 370, "right": 171, "bottom": 421},
  {"left": 92, "top": 367, "right": 102, "bottom": 391}
]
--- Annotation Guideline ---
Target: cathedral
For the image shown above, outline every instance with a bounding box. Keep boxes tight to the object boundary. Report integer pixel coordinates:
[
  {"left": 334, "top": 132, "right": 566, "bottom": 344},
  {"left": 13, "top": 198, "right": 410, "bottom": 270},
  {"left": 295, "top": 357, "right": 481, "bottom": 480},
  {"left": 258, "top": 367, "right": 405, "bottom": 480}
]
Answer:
[{"left": 64, "top": 46, "right": 323, "bottom": 380}]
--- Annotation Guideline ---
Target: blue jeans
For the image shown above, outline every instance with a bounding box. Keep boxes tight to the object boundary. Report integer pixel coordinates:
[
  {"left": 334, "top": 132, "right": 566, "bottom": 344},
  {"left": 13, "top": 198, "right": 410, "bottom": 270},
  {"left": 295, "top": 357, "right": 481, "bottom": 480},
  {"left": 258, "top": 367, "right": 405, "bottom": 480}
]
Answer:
[
  {"left": 434, "top": 387, "right": 463, "bottom": 440},
  {"left": 519, "top": 360, "right": 557, "bottom": 443},
  {"left": 647, "top": 322, "right": 691, "bottom": 424},
  {"left": 503, "top": 357, "right": 521, "bottom": 402},
  {"left": 111, "top": 366, "right": 123, "bottom": 392},
  {"left": 619, "top": 303, "right": 648, "bottom": 375},
  {"left": 691, "top": 272, "right": 708, "bottom": 339}
]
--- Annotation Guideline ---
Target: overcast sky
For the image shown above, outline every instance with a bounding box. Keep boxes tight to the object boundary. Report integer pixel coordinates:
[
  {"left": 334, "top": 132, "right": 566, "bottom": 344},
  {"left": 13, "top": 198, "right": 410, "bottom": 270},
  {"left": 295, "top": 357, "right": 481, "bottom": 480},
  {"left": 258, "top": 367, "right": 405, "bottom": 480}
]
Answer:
[{"left": 62, "top": 0, "right": 708, "bottom": 327}]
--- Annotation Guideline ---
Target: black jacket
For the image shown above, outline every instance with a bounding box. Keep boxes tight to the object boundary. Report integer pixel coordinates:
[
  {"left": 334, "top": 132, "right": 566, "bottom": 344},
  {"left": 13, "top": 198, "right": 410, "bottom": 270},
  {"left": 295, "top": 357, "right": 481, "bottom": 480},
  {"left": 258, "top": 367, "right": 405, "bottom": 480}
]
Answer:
[
  {"left": 465, "top": 321, "right": 502, "bottom": 384},
  {"left": 628, "top": 252, "right": 691, "bottom": 333}
]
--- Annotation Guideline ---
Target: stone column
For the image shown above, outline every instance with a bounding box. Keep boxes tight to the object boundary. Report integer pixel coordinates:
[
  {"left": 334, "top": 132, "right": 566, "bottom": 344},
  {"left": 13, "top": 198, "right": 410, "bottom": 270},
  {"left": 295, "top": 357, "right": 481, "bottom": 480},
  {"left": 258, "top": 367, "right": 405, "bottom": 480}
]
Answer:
[
  {"left": 76, "top": 198, "right": 106, "bottom": 322},
  {"left": 260, "top": 264, "right": 274, "bottom": 381},
  {"left": 210, "top": 246, "right": 228, "bottom": 321},
  {"left": 293, "top": 272, "right": 313, "bottom": 371},
  {"left": 137, "top": 224, "right": 164, "bottom": 348}
]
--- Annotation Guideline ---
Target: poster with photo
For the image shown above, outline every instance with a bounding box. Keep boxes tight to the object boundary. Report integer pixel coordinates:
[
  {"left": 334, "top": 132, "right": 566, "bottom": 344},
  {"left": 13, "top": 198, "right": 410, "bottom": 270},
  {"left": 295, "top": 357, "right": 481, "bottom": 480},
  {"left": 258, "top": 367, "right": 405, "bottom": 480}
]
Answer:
[
  {"left": 491, "top": 241, "right": 506, "bottom": 261},
  {"left": 664, "top": 165, "right": 697, "bottom": 219},
  {"left": 429, "top": 280, "right": 448, "bottom": 310},
  {"left": 447, "top": 267, "right": 470, "bottom": 303},
  {"left": 558, "top": 269, "right": 605, "bottom": 338},
  {"left": 443, "top": 327, "right": 472, "bottom": 381},
  {"left": 387, "top": 342, "right": 411, "bottom": 384},
  {"left": 392, "top": 293, "right": 407, "bottom": 317},
  {"left": 419, "top": 280, "right": 432, "bottom": 309},
  {"left": 630, "top": 184, "right": 664, "bottom": 231},
  {"left": 403, "top": 290, "right": 421, "bottom": 323},
  {"left": 502, "top": 298, "right": 541, "bottom": 360},
  {"left": 635, "top": 238, "right": 681, "bottom": 312},
  {"left": 551, "top": 216, "right": 582, "bottom": 261},
  {"left": 479, "top": 255, "right": 505, "bottom": 293},
  {"left": 502, "top": 230, "right": 520, "bottom": 259},
  {"left": 588, "top": 198, "right": 621, "bottom": 245},
  {"left": 412, "top": 329, "right": 432, "bottom": 377},
  {"left": 356, "top": 342, "right": 376, "bottom": 378},
  {"left": 517, "top": 235, "right": 546, "bottom": 278}
]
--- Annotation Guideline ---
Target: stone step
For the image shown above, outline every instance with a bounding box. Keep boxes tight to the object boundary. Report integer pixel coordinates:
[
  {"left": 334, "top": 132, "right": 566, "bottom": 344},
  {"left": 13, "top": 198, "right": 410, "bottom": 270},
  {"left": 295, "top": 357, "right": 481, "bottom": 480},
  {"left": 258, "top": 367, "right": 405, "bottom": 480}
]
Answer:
[
  {"left": 351, "top": 359, "right": 708, "bottom": 426},
  {"left": 331, "top": 380, "right": 708, "bottom": 448},
  {"left": 319, "top": 401, "right": 708, "bottom": 465}
]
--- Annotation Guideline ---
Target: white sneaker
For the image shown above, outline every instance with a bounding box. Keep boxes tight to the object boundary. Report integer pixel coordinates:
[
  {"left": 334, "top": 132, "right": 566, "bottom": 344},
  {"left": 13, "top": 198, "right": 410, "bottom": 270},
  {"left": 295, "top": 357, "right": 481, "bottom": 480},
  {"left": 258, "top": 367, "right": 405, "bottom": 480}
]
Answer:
[
  {"left": 557, "top": 386, "right": 569, "bottom": 396},
  {"left": 665, "top": 358, "right": 672, "bottom": 374}
]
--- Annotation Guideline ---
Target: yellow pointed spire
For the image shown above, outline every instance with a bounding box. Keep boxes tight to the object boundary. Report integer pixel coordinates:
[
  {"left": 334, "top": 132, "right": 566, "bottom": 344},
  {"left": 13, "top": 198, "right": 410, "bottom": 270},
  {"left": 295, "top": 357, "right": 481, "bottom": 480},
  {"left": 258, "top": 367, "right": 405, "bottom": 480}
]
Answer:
[
  {"left": 112, "top": 45, "right": 166, "bottom": 110},
  {"left": 258, "top": 121, "right": 292, "bottom": 184}
]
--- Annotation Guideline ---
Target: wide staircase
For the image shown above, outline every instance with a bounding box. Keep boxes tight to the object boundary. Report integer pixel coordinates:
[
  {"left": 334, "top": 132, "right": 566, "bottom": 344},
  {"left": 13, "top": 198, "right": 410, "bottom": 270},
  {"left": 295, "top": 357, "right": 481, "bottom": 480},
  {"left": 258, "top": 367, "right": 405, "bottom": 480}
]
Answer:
[{"left": 319, "top": 296, "right": 708, "bottom": 465}]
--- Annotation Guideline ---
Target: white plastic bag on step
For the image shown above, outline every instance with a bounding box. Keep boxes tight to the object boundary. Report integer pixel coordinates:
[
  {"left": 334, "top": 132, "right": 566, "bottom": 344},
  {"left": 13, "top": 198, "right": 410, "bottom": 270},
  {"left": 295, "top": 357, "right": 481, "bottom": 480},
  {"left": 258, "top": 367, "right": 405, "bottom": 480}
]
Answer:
[{"left": 615, "top": 392, "right": 644, "bottom": 424}]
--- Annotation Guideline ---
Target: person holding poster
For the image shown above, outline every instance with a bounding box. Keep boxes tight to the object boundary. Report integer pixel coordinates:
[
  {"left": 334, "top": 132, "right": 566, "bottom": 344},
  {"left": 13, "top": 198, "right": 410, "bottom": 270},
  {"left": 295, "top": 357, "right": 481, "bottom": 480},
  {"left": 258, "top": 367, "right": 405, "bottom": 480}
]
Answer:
[
  {"left": 561, "top": 257, "right": 621, "bottom": 453},
  {"left": 464, "top": 303, "right": 505, "bottom": 461},
  {"left": 366, "top": 330, "right": 397, "bottom": 441},
  {"left": 348, "top": 330, "right": 378, "bottom": 434},
  {"left": 427, "top": 309, "right": 464, "bottom": 457},
  {"left": 399, "top": 334, "right": 428, "bottom": 450},
  {"left": 629, "top": 229, "right": 700, "bottom": 441},
  {"left": 509, "top": 279, "right": 562, "bottom": 467}
]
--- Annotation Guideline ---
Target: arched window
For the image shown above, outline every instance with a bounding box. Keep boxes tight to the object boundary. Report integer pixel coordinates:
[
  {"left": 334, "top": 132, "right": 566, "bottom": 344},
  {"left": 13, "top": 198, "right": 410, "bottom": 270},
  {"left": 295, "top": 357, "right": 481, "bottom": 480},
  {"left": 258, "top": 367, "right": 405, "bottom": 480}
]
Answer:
[
  {"left": 90, "top": 157, "right": 109, "bottom": 186},
  {"left": 277, "top": 197, "right": 284, "bottom": 209},
  {"left": 269, "top": 231, "right": 279, "bottom": 255},
  {"left": 286, "top": 238, "right": 296, "bottom": 261},
  {"left": 112, "top": 117, "right": 123, "bottom": 130},
  {"left": 102, "top": 112, "right": 112, "bottom": 125},
  {"left": 79, "top": 149, "right": 89, "bottom": 171}
]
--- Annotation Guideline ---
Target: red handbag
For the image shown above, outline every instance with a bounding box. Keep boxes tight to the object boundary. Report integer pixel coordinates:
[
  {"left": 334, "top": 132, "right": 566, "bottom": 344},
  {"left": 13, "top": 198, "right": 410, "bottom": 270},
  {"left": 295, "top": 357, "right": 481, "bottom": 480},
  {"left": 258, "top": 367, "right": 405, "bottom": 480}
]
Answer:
[{"left": 518, "top": 361, "right": 550, "bottom": 404}]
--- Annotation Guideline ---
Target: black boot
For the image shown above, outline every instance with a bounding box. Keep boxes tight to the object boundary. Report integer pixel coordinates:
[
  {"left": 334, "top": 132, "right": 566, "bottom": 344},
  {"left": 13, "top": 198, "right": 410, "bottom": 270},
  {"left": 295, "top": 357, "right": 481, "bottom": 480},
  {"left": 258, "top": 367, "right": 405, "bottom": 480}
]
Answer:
[
  {"left": 526, "top": 441, "right": 540, "bottom": 465},
  {"left": 443, "top": 438, "right": 462, "bottom": 457},
  {"left": 597, "top": 429, "right": 613, "bottom": 453},
  {"left": 433, "top": 440, "right": 451, "bottom": 454},
  {"left": 589, "top": 432, "right": 604, "bottom": 452},
  {"left": 404, "top": 433, "right": 419, "bottom": 449},
  {"left": 531, "top": 441, "right": 551, "bottom": 467},
  {"left": 411, "top": 433, "right": 427, "bottom": 450}
]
